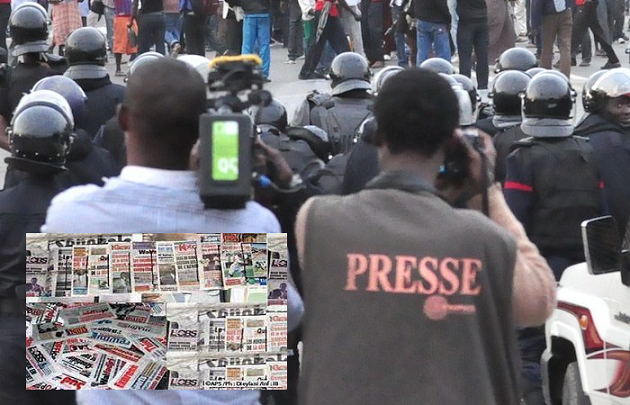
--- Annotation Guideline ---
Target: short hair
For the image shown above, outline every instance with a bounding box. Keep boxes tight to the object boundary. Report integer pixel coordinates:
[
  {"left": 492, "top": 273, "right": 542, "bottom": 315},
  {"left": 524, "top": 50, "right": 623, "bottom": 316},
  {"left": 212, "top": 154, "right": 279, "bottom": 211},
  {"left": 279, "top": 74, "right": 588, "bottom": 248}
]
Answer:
[
  {"left": 374, "top": 68, "right": 459, "bottom": 156},
  {"left": 125, "top": 58, "right": 207, "bottom": 152}
]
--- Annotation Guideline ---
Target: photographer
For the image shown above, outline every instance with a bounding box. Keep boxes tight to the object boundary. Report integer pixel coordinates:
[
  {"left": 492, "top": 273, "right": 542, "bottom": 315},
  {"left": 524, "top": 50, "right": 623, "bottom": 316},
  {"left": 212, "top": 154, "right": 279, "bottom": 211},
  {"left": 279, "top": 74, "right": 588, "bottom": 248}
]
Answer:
[
  {"left": 294, "top": 68, "right": 556, "bottom": 405},
  {"left": 43, "top": 57, "right": 279, "bottom": 405}
]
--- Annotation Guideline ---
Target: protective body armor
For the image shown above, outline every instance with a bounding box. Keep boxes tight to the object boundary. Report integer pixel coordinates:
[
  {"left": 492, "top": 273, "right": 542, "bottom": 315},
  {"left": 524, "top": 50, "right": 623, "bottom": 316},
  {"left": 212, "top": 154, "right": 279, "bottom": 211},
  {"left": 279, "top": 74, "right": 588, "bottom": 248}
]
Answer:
[
  {"left": 293, "top": 91, "right": 373, "bottom": 156},
  {"left": 511, "top": 136, "right": 602, "bottom": 254},
  {"left": 259, "top": 127, "right": 324, "bottom": 179},
  {"left": 312, "top": 152, "right": 350, "bottom": 195},
  {"left": 493, "top": 125, "right": 528, "bottom": 185}
]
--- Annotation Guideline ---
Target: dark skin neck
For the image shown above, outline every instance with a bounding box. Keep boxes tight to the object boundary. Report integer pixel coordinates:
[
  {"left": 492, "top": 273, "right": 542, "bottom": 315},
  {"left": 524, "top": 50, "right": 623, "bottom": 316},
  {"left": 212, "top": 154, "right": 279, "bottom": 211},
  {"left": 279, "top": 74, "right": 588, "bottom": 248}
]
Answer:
[
  {"left": 126, "top": 135, "right": 191, "bottom": 170},
  {"left": 378, "top": 145, "right": 444, "bottom": 185}
]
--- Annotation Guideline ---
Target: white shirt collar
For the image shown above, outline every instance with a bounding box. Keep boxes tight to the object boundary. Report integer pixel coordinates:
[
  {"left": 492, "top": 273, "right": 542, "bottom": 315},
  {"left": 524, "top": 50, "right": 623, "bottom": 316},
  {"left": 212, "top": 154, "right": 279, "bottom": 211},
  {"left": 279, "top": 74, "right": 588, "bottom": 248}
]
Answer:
[{"left": 118, "top": 166, "right": 198, "bottom": 191}]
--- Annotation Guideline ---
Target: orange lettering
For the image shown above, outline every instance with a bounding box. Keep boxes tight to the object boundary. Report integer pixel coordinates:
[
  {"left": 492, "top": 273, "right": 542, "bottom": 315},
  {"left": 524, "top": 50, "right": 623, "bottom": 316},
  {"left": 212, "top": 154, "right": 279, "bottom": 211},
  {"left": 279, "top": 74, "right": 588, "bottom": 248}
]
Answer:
[
  {"left": 461, "top": 259, "right": 482, "bottom": 295},
  {"left": 418, "top": 257, "right": 439, "bottom": 294},
  {"left": 367, "top": 254, "right": 393, "bottom": 292},
  {"left": 345, "top": 254, "right": 368, "bottom": 291},
  {"left": 394, "top": 256, "right": 416, "bottom": 293},
  {"left": 439, "top": 258, "right": 460, "bottom": 295}
]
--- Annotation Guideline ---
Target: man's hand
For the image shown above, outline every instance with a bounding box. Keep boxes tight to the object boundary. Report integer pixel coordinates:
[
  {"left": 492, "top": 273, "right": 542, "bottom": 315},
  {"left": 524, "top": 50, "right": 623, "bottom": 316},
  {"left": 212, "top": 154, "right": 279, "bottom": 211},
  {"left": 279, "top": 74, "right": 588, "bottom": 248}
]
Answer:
[
  {"left": 435, "top": 129, "right": 496, "bottom": 205},
  {"left": 256, "top": 139, "right": 293, "bottom": 188}
]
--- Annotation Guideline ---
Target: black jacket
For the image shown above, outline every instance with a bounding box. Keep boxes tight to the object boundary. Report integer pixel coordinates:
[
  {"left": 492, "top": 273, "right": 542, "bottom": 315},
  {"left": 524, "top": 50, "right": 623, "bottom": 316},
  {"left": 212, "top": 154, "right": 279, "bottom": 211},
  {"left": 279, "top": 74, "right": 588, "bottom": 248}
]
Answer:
[
  {"left": 231, "top": 0, "right": 270, "bottom": 14},
  {"left": 414, "top": 0, "right": 450, "bottom": 24},
  {"left": 0, "top": 176, "right": 66, "bottom": 298},
  {"left": 575, "top": 113, "right": 630, "bottom": 238},
  {"left": 456, "top": 0, "right": 487, "bottom": 20}
]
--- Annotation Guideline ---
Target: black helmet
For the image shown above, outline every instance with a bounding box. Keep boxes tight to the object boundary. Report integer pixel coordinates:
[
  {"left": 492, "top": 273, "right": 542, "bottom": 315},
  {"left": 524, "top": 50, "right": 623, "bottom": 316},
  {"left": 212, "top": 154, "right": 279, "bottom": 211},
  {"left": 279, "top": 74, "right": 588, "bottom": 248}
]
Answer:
[
  {"left": 491, "top": 70, "right": 530, "bottom": 116},
  {"left": 6, "top": 90, "right": 73, "bottom": 173},
  {"left": 451, "top": 74, "right": 479, "bottom": 113},
  {"left": 9, "top": 3, "right": 49, "bottom": 56},
  {"left": 64, "top": 27, "right": 108, "bottom": 80},
  {"left": 249, "top": 99, "right": 288, "bottom": 132},
  {"left": 32, "top": 76, "right": 87, "bottom": 124},
  {"left": 420, "top": 58, "right": 455, "bottom": 74},
  {"left": 525, "top": 67, "right": 546, "bottom": 78},
  {"left": 495, "top": 48, "right": 537, "bottom": 73},
  {"left": 285, "top": 125, "right": 331, "bottom": 161},
  {"left": 521, "top": 72, "right": 574, "bottom": 137},
  {"left": 582, "top": 70, "right": 607, "bottom": 112},
  {"left": 329, "top": 52, "right": 371, "bottom": 96},
  {"left": 588, "top": 68, "right": 630, "bottom": 112}
]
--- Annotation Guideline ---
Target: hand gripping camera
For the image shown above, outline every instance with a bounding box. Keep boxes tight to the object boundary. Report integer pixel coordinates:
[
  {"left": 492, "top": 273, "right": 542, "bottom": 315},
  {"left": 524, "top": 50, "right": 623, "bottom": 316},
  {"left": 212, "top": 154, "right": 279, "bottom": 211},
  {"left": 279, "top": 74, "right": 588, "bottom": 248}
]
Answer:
[{"left": 198, "top": 55, "right": 272, "bottom": 209}]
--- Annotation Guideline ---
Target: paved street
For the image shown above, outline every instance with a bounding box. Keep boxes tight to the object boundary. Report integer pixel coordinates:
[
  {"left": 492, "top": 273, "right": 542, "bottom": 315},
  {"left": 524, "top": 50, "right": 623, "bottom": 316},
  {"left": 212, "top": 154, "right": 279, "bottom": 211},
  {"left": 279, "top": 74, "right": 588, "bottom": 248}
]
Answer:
[{"left": 0, "top": 33, "right": 629, "bottom": 189}]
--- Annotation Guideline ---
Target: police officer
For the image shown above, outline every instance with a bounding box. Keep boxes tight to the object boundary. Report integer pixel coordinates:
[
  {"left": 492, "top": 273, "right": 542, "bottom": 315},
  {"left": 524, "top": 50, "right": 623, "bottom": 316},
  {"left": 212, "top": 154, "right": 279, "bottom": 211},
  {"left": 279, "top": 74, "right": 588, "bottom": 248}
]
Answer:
[
  {"left": 0, "top": 90, "right": 77, "bottom": 405},
  {"left": 4, "top": 76, "right": 118, "bottom": 188},
  {"left": 64, "top": 27, "right": 126, "bottom": 139},
  {"left": 574, "top": 68, "right": 630, "bottom": 239},
  {"left": 505, "top": 71, "right": 603, "bottom": 277},
  {"left": 490, "top": 70, "right": 531, "bottom": 184},
  {"left": 504, "top": 72, "right": 604, "bottom": 405},
  {"left": 0, "top": 3, "right": 60, "bottom": 150},
  {"left": 292, "top": 52, "right": 373, "bottom": 157},
  {"left": 251, "top": 99, "right": 325, "bottom": 179}
]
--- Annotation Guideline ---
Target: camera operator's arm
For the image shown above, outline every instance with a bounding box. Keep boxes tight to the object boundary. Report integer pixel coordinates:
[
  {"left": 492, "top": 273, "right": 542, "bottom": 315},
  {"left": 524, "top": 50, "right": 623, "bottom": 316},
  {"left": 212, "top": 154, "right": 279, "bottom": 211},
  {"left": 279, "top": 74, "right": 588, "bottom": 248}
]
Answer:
[{"left": 466, "top": 134, "right": 556, "bottom": 327}]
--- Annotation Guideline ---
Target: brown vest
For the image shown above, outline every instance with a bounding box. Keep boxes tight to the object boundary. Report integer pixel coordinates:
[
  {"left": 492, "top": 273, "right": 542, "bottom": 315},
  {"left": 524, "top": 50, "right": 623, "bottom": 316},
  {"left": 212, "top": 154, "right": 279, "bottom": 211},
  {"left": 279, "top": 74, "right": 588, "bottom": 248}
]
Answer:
[{"left": 300, "top": 187, "right": 522, "bottom": 405}]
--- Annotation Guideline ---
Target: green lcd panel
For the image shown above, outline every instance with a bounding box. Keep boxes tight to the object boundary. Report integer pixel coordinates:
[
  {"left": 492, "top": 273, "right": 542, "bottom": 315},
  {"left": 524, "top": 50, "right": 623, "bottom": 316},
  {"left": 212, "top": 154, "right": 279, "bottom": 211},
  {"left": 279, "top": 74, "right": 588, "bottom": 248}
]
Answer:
[{"left": 212, "top": 121, "right": 239, "bottom": 181}]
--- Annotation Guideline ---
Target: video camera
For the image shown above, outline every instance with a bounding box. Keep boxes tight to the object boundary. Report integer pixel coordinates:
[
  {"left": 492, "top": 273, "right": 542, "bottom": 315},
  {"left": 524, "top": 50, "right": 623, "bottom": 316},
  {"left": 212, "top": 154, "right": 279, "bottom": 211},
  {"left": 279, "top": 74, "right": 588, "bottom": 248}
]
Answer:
[{"left": 198, "top": 55, "right": 272, "bottom": 210}]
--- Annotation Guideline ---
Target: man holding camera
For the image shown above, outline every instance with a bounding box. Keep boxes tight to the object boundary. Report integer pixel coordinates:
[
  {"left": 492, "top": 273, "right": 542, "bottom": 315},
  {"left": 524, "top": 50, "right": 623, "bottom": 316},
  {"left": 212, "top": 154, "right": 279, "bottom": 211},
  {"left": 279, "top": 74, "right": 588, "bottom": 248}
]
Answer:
[
  {"left": 294, "top": 68, "right": 556, "bottom": 405},
  {"left": 42, "top": 55, "right": 279, "bottom": 405}
]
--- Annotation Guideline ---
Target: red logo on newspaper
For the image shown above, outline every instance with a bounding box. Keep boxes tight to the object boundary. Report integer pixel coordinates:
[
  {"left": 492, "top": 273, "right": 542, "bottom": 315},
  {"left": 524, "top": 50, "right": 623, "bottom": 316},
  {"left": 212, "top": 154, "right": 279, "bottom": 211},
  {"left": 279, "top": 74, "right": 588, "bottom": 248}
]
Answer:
[{"left": 345, "top": 254, "right": 480, "bottom": 320}]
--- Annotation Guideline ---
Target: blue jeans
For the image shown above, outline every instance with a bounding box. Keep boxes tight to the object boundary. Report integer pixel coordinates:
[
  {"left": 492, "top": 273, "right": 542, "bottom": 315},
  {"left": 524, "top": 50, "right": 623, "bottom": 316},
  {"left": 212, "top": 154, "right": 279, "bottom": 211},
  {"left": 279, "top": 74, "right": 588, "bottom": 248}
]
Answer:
[
  {"left": 391, "top": 5, "right": 408, "bottom": 66},
  {"left": 104, "top": 6, "right": 115, "bottom": 50},
  {"left": 242, "top": 13, "right": 271, "bottom": 78},
  {"left": 416, "top": 19, "right": 451, "bottom": 65},
  {"left": 164, "top": 12, "right": 182, "bottom": 48}
]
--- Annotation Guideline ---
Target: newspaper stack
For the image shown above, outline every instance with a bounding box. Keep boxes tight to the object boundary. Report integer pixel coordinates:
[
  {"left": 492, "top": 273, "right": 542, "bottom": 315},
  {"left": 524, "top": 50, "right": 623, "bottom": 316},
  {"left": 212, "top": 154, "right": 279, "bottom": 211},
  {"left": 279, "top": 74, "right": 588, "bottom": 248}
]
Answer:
[
  {"left": 166, "top": 302, "right": 288, "bottom": 390},
  {"left": 26, "top": 302, "right": 168, "bottom": 390}
]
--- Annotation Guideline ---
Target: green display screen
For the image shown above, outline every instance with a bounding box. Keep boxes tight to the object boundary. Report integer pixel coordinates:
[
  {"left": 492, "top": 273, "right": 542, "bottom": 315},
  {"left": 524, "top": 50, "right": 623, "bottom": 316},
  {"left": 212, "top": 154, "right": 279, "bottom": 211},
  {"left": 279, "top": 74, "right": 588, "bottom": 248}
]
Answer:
[{"left": 212, "top": 121, "right": 239, "bottom": 181}]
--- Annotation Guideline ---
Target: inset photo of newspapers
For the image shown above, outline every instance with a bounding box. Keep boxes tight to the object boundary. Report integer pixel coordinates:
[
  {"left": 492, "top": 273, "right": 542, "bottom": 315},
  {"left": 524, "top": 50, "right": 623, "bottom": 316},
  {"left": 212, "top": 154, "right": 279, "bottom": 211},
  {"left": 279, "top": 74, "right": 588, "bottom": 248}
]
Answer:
[{"left": 25, "top": 233, "right": 288, "bottom": 391}]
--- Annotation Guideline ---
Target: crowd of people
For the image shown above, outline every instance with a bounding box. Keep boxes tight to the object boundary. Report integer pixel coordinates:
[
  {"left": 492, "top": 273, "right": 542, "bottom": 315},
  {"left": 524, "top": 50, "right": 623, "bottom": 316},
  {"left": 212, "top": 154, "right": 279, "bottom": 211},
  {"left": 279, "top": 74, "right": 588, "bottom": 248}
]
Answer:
[
  {"left": 0, "top": 0, "right": 629, "bottom": 404},
  {"left": 0, "top": 0, "right": 627, "bottom": 82}
]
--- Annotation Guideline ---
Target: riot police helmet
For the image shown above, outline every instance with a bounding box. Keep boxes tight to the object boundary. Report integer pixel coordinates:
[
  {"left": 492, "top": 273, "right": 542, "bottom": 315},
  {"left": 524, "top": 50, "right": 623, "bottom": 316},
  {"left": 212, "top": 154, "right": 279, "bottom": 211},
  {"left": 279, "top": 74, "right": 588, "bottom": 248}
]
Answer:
[
  {"left": 491, "top": 70, "right": 530, "bottom": 116},
  {"left": 495, "top": 47, "right": 537, "bottom": 73},
  {"left": 285, "top": 125, "right": 331, "bottom": 161},
  {"left": 452, "top": 84, "right": 475, "bottom": 127},
  {"left": 32, "top": 76, "right": 88, "bottom": 124},
  {"left": 9, "top": 3, "right": 49, "bottom": 56},
  {"left": 525, "top": 67, "right": 546, "bottom": 78},
  {"left": 329, "top": 52, "right": 371, "bottom": 96},
  {"left": 438, "top": 72, "right": 458, "bottom": 87},
  {"left": 451, "top": 74, "right": 479, "bottom": 113},
  {"left": 177, "top": 54, "right": 211, "bottom": 84},
  {"left": 582, "top": 70, "right": 607, "bottom": 112},
  {"left": 64, "top": 27, "right": 108, "bottom": 80},
  {"left": 6, "top": 90, "right": 73, "bottom": 173},
  {"left": 125, "top": 51, "right": 164, "bottom": 82},
  {"left": 371, "top": 65, "right": 404, "bottom": 94},
  {"left": 521, "top": 72, "right": 574, "bottom": 136},
  {"left": 249, "top": 99, "right": 288, "bottom": 132},
  {"left": 589, "top": 68, "right": 630, "bottom": 112},
  {"left": 419, "top": 57, "right": 455, "bottom": 74}
]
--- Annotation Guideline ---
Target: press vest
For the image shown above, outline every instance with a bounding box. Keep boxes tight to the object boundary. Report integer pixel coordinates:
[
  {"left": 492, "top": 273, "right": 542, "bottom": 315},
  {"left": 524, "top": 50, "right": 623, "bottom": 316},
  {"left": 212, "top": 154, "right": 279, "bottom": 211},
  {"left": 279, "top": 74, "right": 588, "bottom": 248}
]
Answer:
[{"left": 300, "top": 171, "right": 522, "bottom": 405}]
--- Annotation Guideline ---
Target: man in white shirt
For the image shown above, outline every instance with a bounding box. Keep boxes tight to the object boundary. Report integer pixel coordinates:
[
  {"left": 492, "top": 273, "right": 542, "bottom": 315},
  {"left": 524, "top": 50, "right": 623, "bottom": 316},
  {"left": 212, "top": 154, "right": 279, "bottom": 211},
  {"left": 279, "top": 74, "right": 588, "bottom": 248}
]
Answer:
[{"left": 44, "top": 57, "right": 279, "bottom": 405}]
